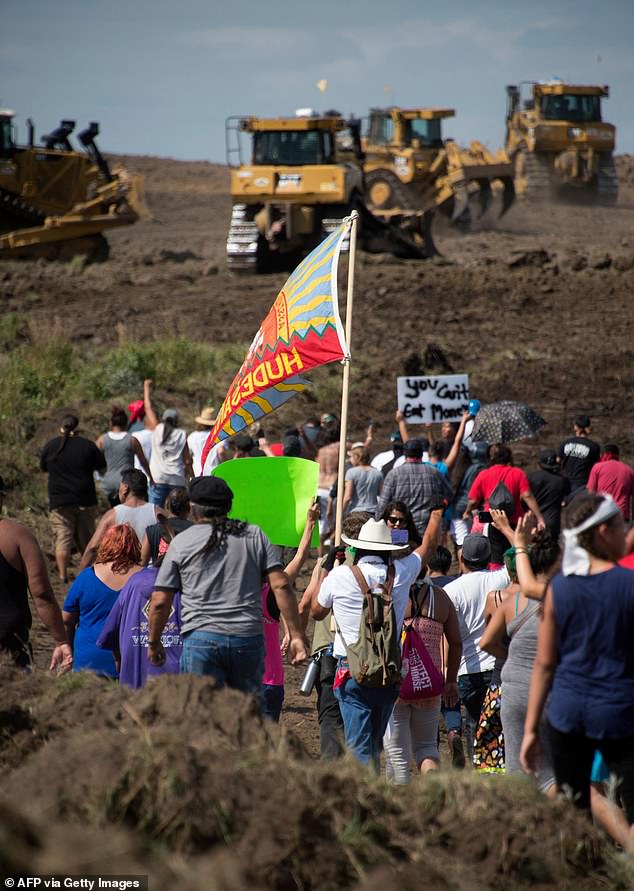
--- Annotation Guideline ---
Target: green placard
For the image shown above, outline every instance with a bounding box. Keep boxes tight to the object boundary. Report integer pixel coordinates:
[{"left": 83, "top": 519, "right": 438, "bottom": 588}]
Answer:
[{"left": 212, "top": 457, "right": 320, "bottom": 548}]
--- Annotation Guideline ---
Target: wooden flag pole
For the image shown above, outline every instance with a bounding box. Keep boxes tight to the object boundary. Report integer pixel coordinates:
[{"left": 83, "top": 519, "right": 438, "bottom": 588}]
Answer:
[{"left": 334, "top": 211, "right": 359, "bottom": 546}]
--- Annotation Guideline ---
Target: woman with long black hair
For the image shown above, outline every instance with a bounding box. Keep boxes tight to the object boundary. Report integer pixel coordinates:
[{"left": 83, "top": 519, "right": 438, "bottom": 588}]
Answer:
[{"left": 40, "top": 414, "right": 106, "bottom": 583}]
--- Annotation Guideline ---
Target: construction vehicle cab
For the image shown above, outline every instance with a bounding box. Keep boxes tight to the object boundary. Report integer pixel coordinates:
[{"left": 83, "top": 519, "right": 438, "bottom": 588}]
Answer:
[
  {"left": 226, "top": 111, "right": 366, "bottom": 273},
  {"left": 362, "top": 106, "right": 514, "bottom": 224},
  {"left": 505, "top": 81, "right": 618, "bottom": 203},
  {"left": 0, "top": 110, "right": 143, "bottom": 261}
]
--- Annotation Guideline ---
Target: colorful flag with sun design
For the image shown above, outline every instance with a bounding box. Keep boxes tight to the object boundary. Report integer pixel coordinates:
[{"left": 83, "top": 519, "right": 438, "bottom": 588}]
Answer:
[{"left": 201, "top": 220, "right": 351, "bottom": 467}]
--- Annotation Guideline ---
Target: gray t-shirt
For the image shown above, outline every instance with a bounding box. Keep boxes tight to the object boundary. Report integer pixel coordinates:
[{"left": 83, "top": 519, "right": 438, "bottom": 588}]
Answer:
[
  {"left": 345, "top": 465, "right": 383, "bottom": 512},
  {"left": 155, "top": 522, "right": 282, "bottom": 636}
]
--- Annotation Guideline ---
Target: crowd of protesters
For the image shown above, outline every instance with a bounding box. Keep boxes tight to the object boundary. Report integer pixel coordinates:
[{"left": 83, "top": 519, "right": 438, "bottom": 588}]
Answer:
[{"left": 2, "top": 394, "right": 634, "bottom": 852}]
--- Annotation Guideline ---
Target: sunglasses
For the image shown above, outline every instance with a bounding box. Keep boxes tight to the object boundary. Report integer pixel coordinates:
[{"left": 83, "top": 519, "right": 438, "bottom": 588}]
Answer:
[{"left": 387, "top": 515, "right": 407, "bottom": 526}]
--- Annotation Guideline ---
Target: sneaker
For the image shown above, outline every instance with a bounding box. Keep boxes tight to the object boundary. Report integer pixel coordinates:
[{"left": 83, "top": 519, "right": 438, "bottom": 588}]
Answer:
[{"left": 448, "top": 731, "right": 465, "bottom": 769}]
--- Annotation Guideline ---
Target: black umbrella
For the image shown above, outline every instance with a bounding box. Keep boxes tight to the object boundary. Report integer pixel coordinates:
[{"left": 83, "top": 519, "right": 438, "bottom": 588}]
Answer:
[{"left": 470, "top": 401, "right": 546, "bottom": 444}]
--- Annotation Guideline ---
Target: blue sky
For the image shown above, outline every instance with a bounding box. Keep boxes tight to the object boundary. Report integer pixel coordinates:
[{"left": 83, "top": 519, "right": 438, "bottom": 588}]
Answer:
[{"left": 2, "top": 0, "right": 633, "bottom": 160}]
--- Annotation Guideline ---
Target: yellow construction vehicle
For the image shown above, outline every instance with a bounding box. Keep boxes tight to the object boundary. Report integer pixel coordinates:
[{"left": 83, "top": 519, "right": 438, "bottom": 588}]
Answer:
[
  {"left": 226, "top": 110, "right": 437, "bottom": 273},
  {"left": 361, "top": 107, "right": 515, "bottom": 224},
  {"left": 504, "top": 81, "right": 618, "bottom": 204},
  {"left": 0, "top": 110, "right": 143, "bottom": 261}
]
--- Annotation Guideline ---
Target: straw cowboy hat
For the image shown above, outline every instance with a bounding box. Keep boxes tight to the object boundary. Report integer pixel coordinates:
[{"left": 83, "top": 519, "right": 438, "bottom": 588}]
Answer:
[
  {"left": 195, "top": 407, "right": 217, "bottom": 426},
  {"left": 341, "top": 518, "right": 409, "bottom": 552}
]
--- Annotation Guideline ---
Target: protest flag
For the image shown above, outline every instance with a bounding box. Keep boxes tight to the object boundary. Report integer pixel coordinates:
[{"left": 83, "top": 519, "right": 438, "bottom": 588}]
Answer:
[{"left": 201, "top": 219, "right": 352, "bottom": 469}]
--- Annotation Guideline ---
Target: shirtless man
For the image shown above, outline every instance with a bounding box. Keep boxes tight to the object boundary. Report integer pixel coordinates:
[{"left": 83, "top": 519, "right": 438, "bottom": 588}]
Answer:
[{"left": 0, "top": 476, "right": 72, "bottom": 671}]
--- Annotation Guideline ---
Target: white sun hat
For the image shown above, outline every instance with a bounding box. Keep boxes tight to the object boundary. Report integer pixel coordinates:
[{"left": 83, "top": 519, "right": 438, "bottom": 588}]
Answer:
[{"left": 341, "top": 518, "right": 409, "bottom": 552}]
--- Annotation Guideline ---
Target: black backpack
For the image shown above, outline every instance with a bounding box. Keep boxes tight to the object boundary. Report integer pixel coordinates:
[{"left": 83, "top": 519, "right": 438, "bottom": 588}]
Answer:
[{"left": 488, "top": 477, "right": 515, "bottom": 517}]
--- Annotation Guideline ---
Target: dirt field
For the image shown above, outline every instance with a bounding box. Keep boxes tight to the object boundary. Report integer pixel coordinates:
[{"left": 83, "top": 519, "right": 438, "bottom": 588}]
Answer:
[{"left": 2, "top": 155, "right": 634, "bottom": 887}]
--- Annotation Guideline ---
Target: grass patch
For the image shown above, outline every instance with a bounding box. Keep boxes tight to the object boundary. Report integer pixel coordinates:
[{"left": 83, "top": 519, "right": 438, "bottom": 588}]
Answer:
[{"left": 0, "top": 330, "right": 351, "bottom": 514}]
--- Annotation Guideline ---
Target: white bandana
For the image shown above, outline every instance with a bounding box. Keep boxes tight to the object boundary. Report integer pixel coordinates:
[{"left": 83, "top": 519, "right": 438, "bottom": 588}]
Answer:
[{"left": 562, "top": 495, "right": 620, "bottom": 576}]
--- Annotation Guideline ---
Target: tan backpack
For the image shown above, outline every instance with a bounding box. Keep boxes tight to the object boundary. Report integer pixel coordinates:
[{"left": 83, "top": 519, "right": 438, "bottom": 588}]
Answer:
[{"left": 338, "top": 563, "right": 402, "bottom": 688}]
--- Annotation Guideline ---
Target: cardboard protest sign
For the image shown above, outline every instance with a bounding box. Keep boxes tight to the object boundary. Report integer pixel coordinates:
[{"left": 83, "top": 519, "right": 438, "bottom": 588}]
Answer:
[
  {"left": 397, "top": 374, "right": 470, "bottom": 423},
  {"left": 212, "top": 457, "right": 320, "bottom": 548}
]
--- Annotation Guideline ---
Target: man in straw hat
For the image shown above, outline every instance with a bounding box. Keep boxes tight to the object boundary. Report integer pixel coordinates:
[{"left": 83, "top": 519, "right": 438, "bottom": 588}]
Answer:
[
  {"left": 310, "top": 510, "right": 443, "bottom": 768},
  {"left": 188, "top": 406, "right": 226, "bottom": 477}
]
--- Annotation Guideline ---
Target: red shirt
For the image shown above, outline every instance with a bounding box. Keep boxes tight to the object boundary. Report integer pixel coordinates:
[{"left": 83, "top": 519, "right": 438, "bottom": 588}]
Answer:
[
  {"left": 619, "top": 553, "right": 634, "bottom": 571},
  {"left": 587, "top": 458, "right": 634, "bottom": 521},
  {"left": 468, "top": 464, "right": 531, "bottom": 524}
]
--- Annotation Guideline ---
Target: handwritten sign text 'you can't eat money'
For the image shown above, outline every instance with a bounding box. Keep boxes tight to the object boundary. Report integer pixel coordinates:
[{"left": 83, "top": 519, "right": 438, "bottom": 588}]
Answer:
[{"left": 397, "top": 374, "right": 470, "bottom": 423}]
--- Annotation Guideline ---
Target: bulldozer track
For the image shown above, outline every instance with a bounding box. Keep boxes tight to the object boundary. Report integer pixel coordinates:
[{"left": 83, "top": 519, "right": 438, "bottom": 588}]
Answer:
[
  {"left": 597, "top": 154, "right": 619, "bottom": 206},
  {"left": 226, "top": 204, "right": 261, "bottom": 274},
  {"left": 516, "top": 149, "right": 552, "bottom": 201}
]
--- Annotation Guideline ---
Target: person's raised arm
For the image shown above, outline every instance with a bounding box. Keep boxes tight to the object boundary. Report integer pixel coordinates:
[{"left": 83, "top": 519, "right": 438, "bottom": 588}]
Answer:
[
  {"left": 299, "top": 560, "right": 327, "bottom": 629},
  {"left": 18, "top": 526, "right": 72, "bottom": 672},
  {"left": 489, "top": 509, "right": 515, "bottom": 546},
  {"left": 444, "top": 411, "right": 470, "bottom": 472},
  {"left": 143, "top": 379, "right": 158, "bottom": 430},
  {"left": 413, "top": 507, "right": 443, "bottom": 562},
  {"left": 285, "top": 503, "right": 319, "bottom": 585},
  {"left": 395, "top": 410, "right": 409, "bottom": 444},
  {"left": 79, "top": 508, "right": 115, "bottom": 572},
  {"left": 267, "top": 568, "right": 308, "bottom": 664},
  {"left": 513, "top": 513, "right": 548, "bottom": 601},
  {"left": 520, "top": 585, "right": 557, "bottom": 776},
  {"left": 479, "top": 598, "right": 510, "bottom": 660}
]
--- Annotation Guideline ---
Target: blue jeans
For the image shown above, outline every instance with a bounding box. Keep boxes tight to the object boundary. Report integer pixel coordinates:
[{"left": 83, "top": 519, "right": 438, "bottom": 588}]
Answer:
[
  {"left": 149, "top": 482, "right": 173, "bottom": 507},
  {"left": 334, "top": 665, "right": 399, "bottom": 770},
  {"left": 180, "top": 630, "right": 265, "bottom": 702},
  {"left": 458, "top": 670, "right": 493, "bottom": 755},
  {"left": 441, "top": 703, "right": 462, "bottom": 735},
  {"left": 261, "top": 684, "right": 284, "bottom": 722}
]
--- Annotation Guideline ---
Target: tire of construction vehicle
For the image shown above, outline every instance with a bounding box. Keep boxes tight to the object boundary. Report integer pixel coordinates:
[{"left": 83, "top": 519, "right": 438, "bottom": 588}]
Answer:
[
  {"left": 366, "top": 171, "right": 402, "bottom": 211},
  {"left": 513, "top": 148, "right": 552, "bottom": 201}
]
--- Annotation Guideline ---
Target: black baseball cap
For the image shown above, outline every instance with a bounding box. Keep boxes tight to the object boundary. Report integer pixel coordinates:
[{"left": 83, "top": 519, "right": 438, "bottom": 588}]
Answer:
[
  {"left": 462, "top": 534, "right": 491, "bottom": 565},
  {"left": 538, "top": 448, "right": 558, "bottom": 470},
  {"left": 188, "top": 476, "right": 233, "bottom": 509}
]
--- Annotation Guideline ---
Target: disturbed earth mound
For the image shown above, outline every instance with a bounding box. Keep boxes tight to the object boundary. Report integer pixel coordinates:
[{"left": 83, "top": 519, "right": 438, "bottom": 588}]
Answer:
[{"left": 1, "top": 673, "right": 632, "bottom": 890}]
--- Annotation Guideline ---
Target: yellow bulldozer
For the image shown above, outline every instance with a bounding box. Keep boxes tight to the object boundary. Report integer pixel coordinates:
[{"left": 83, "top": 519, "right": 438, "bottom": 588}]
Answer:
[
  {"left": 504, "top": 81, "right": 618, "bottom": 204},
  {"left": 0, "top": 110, "right": 143, "bottom": 261},
  {"left": 226, "top": 110, "right": 438, "bottom": 274},
  {"left": 361, "top": 106, "right": 515, "bottom": 224}
]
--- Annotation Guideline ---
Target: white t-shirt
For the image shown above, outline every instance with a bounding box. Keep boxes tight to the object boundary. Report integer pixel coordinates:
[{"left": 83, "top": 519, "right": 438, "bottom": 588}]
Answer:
[
  {"left": 371, "top": 450, "right": 405, "bottom": 473},
  {"left": 318, "top": 552, "right": 422, "bottom": 658},
  {"left": 132, "top": 429, "right": 153, "bottom": 478},
  {"left": 188, "top": 430, "right": 211, "bottom": 478},
  {"left": 443, "top": 568, "right": 510, "bottom": 676},
  {"left": 150, "top": 424, "right": 187, "bottom": 486}
]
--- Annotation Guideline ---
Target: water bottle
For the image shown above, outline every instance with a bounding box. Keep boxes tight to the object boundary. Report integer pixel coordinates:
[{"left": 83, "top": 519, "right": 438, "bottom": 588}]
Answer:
[{"left": 299, "top": 653, "right": 321, "bottom": 696}]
